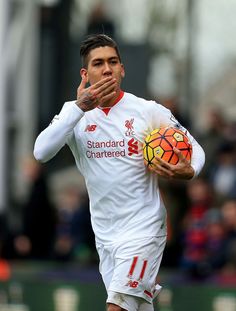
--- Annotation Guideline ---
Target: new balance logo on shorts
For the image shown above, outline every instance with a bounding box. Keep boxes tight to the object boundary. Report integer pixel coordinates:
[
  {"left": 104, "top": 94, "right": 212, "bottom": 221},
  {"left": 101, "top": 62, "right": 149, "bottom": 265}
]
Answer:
[
  {"left": 126, "top": 256, "right": 148, "bottom": 289},
  {"left": 126, "top": 280, "right": 139, "bottom": 288}
]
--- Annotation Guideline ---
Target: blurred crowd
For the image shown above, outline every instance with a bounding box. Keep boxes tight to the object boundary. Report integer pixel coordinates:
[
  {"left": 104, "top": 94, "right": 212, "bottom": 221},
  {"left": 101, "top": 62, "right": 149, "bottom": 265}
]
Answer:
[
  {"left": 161, "top": 105, "right": 236, "bottom": 283},
  {"left": 0, "top": 158, "right": 96, "bottom": 266}
]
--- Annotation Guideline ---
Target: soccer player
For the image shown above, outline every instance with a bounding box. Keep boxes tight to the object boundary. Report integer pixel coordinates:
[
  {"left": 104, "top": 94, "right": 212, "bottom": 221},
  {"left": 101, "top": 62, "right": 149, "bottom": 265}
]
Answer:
[{"left": 34, "top": 34, "right": 205, "bottom": 311}]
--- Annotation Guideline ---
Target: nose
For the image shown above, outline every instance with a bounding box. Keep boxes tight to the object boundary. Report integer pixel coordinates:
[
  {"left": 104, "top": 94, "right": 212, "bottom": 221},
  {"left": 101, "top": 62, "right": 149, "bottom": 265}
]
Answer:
[{"left": 103, "top": 62, "right": 112, "bottom": 75}]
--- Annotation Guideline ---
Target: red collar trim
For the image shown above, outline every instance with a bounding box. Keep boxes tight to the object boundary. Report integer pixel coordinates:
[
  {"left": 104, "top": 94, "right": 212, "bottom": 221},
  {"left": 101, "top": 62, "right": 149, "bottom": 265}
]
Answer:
[{"left": 99, "top": 91, "right": 124, "bottom": 115}]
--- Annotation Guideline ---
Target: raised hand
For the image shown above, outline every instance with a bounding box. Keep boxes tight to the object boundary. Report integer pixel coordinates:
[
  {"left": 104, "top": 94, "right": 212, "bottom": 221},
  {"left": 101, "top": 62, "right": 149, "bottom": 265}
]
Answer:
[
  {"left": 76, "top": 76, "right": 117, "bottom": 112},
  {"left": 149, "top": 147, "right": 195, "bottom": 180}
]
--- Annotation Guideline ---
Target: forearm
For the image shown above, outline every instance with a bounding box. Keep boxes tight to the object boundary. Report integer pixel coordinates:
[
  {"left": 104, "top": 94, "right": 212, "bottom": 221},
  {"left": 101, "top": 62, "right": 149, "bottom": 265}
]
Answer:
[
  {"left": 34, "top": 102, "right": 84, "bottom": 162},
  {"left": 190, "top": 140, "right": 205, "bottom": 177}
]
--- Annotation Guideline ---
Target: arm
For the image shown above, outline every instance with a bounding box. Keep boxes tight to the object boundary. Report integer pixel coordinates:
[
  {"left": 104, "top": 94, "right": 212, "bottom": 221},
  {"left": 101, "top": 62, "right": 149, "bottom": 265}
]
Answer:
[
  {"left": 34, "top": 76, "right": 117, "bottom": 163},
  {"left": 149, "top": 105, "right": 205, "bottom": 180},
  {"left": 33, "top": 103, "right": 84, "bottom": 162},
  {"left": 189, "top": 137, "right": 205, "bottom": 177}
]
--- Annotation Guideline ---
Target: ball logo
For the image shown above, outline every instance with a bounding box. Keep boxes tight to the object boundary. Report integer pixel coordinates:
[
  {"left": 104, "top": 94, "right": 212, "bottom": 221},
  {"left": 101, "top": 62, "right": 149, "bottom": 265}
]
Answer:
[{"left": 125, "top": 118, "right": 135, "bottom": 136}]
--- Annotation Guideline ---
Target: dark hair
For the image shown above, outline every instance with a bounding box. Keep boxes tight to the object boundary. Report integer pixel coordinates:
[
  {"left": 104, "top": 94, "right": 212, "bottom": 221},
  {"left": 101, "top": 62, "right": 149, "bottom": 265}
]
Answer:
[{"left": 80, "top": 34, "right": 121, "bottom": 68}]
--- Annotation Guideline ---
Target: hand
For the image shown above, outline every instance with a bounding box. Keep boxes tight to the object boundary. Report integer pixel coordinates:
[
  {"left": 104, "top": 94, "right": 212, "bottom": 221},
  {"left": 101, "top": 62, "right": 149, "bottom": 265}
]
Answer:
[
  {"left": 149, "top": 147, "right": 195, "bottom": 180},
  {"left": 76, "top": 76, "right": 117, "bottom": 112}
]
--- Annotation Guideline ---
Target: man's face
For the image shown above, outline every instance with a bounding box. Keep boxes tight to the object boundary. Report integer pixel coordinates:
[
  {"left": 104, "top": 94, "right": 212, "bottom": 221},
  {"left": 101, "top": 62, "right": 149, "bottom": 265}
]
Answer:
[{"left": 80, "top": 46, "right": 125, "bottom": 91}]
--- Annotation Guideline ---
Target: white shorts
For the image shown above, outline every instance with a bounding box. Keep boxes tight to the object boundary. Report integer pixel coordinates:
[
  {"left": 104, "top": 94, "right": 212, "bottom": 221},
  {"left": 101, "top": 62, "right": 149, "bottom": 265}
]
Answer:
[{"left": 96, "top": 236, "right": 167, "bottom": 306}]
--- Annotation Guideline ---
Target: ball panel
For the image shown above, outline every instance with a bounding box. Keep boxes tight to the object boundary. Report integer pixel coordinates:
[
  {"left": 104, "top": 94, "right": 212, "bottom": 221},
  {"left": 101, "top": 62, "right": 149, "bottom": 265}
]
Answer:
[
  {"left": 148, "top": 133, "right": 161, "bottom": 144},
  {"left": 150, "top": 138, "right": 172, "bottom": 151},
  {"left": 173, "top": 132, "right": 184, "bottom": 142},
  {"left": 167, "top": 152, "right": 179, "bottom": 165},
  {"left": 150, "top": 128, "right": 161, "bottom": 135},
  {"left": 144, "top": 134, "right": 152, "bottom": 143},
  {"left": 143, "top": 146, "right": 148, "bottom": 162},
  {"left": 175, "top": 140, "right": 189, "bottom": 149},
  {"left": 180, "top": 149, "right": 192, "bottom": 161},
  {"left": 165, "top": 135, "right": 178, "bottom": 147},
  {"left": 161, "top": 150, "right": 177, "bottom": 164},
  {"left": 164, "top": 128, "right": 176, "bottom": 136},
  {"left": 147, "top": 145, "right": 155, "bottom": 162},
  {"left": 153, "top": 146, "right": 165, "bottom": 158}
]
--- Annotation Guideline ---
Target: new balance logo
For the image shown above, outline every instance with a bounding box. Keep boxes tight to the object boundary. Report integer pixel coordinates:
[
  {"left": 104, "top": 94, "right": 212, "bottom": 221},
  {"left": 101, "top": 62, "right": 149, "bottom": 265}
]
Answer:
[
  {"left": 126, "top": 280, "right": 139, "bottom": 288},
  {"left": 85, "top": 125, "right": 97, "bottom": 132},
  {"left": 128, "top": 138, "right": 138, "bottom": 156}
]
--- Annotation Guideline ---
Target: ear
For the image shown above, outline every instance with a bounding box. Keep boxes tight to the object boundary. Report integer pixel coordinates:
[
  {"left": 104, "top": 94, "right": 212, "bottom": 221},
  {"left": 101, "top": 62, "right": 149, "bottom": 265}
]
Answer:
[
  {"left": 121, "top": 64, "right": 125, "bottom": 78},
  {"left": 80, "top": 68, "right": 89, "bottom": 83}
]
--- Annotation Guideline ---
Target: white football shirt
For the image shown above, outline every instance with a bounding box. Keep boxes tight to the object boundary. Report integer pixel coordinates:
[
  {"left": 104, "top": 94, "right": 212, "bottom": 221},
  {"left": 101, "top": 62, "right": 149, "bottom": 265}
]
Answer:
[{"left": 34, "top": 91, "right": 205, "bottom": 245}]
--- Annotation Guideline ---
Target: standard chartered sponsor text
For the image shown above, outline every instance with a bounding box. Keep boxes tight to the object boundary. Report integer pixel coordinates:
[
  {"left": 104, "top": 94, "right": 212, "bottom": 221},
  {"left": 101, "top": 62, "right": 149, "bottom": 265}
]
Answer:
[
  {"left": 87, "top": 139, "right": 125, "bottom": 148},
  {"left": 86, "top": 139, "right": 126, "bottom": 158}
]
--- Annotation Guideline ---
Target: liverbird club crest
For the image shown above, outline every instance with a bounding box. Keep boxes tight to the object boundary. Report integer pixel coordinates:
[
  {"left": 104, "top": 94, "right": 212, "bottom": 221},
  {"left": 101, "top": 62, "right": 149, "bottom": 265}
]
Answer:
[{"left": 125, "top": 118, "right": 135, "bottom": 136}]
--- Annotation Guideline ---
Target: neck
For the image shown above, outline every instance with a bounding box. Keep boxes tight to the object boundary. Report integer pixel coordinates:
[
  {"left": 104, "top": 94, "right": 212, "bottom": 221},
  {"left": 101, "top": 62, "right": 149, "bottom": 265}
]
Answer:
[{"left": 99, "top": 89, "right": 123, "bottom": 108}]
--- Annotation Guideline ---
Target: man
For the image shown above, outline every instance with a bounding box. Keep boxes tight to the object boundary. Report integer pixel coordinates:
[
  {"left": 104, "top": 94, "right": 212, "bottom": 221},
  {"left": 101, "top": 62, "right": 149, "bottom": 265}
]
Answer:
[{"left": 34, "top": 34, "right": 205, "bottom": 311}]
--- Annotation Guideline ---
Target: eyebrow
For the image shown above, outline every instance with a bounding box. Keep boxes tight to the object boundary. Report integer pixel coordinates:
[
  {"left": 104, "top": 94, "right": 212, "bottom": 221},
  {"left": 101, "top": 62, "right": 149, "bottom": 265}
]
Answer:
[{"left": 91, "top": 56, "right": 120, "bottom": 63}]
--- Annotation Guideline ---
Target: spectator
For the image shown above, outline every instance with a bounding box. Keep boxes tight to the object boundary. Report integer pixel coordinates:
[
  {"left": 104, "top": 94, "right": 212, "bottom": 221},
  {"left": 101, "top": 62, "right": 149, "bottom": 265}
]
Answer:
[
  {"left": 204, "top": 208, "right": 227, "bottom": 271},
  {"left": 214, "top": 238, "right": 236, "bottom": 285},
  {"left": 221, "top": 199, "right": 236, "bottom": 241},
  {"left": 53, "top": 185, "right": 95, "bottom": 263},
  {"left": 180, "top": 178, "right": 213, "bottom": 278},
  {"left": 210, "top": 142, "right": 236, "bottom": 202},
  {"left": 208, "top": 201, "right": 236, "bottom": 285},
  {"left": 198, "top": 108, "right": 226, "bottom": 177},
  {"left": 86, "top": 2, "right": 116, "bottom": 38},
  {"left": 9, "top": 157, "right": 56, "bottom": 260}
]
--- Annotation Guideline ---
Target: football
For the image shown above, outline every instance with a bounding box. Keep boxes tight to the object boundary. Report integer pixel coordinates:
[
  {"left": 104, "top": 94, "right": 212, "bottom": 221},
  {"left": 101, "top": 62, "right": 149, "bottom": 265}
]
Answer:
[{"left": 143, "top": 127, "right": 192, "bottom": 167}]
